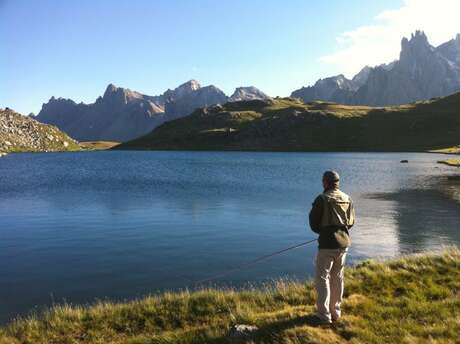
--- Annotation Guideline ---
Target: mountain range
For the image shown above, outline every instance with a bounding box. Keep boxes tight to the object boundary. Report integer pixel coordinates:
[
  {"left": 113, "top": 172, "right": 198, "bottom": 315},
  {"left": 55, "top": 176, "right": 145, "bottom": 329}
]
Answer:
[
  {"left": 291, "top": 31, "right": 460, "bottom": 106},
  {"left": 35, "top": 31, "right": 460, "bottom": 143},
  {"left": 36, "top": 81, "right": 270, "bottom": 142}
]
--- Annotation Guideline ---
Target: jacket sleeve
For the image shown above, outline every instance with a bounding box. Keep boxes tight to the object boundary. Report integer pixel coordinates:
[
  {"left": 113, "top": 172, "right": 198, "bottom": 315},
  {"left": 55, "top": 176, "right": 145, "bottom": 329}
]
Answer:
[
  {"left": 347, "top": 197, "right": 356, "bottom": 229},
  {"left": 309, "top": 195, "right": 323, "bottom": 234}
]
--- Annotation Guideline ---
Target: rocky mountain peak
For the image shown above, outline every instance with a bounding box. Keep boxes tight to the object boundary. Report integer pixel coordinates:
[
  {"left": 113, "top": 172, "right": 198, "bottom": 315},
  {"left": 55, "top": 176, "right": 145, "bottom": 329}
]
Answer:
[
  {"left": 104, "top": 83, "right": 118, "bottom": 95},
  {"left": 352, "top": 66, "right": 372, "bottom": 87},
  {"left": 229, "top": 86, "right": 270, "bottom": 101},
  {"left": 436, "top": 34, "right": 460, "bottom": 64},
  {"left": 292, "top": 31, "right": 460, "bottom": 106},
  {"left": 400, "top": 30, "right": 433, "bottom": 62},
  {"left": 45, "top": 96, "right": 76, "bottom": 107},
  {"left": 448, "top": 34, "right": 460, "bottom": 49},
  {"left": 103, "top": 83, "right": 127, "bottom": 99},
  {"left": 175, "top": 79, "right": 201, "bottom": 93},
  {"left": 102, "top": 83, "right": 145, "bottom": 106},
  {"left": 182, "top": 79, "right": 201, "bottom": 90},
  {"left": 315, "top": 75, "right": 348, "bottom": 87},
  {"left": 164, "top": 79, "right": 202, "bottom": 101}
]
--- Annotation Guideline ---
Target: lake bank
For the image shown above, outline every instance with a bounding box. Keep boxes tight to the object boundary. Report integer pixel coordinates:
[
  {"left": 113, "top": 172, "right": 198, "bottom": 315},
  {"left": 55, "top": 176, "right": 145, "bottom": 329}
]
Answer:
[
  {"left": 1, "top": 249, "right": 458, "bottom": 344},
  {"left": 429, "top": 146, "right": 460, "bottom": 167},
  {"left": 79, "top": 141, "right": 120, "bottom": 150}
]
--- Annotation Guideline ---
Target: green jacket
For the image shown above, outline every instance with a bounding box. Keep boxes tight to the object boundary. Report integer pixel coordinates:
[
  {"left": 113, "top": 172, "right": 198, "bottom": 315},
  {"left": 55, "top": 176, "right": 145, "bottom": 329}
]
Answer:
[{"left": 309, "top": 188, "right": 355, "bottom": 249}]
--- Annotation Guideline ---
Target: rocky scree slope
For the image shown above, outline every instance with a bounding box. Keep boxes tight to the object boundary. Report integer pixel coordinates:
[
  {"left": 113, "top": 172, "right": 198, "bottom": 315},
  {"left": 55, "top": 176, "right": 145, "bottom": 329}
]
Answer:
[{"left": 0, "top": 108, "right": 79, "bottom": 154}]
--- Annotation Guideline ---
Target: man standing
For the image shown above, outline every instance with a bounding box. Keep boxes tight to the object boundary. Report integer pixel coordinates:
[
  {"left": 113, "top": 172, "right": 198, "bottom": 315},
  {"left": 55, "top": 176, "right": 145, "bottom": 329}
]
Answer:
[{"left": 309, "top": 171, "right": 355, "bottom": 325}]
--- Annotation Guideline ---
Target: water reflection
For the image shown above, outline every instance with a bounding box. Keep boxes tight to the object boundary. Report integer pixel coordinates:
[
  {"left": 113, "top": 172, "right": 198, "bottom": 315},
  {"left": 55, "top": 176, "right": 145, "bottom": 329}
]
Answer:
[{"left": 365, "top": 175, "right": 460, "bottom": 255}]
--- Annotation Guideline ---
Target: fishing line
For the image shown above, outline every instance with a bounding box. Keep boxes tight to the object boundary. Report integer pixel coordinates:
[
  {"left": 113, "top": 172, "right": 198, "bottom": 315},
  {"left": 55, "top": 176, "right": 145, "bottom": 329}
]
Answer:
[{"left": 193, "top": 238, "right": 318, "bottom": 284}]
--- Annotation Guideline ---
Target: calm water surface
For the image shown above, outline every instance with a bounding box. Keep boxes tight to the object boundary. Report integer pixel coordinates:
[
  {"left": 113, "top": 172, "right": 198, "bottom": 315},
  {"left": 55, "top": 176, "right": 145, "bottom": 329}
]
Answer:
[{"left": 1, "top": 151, "right": 459, "bottom": 323}]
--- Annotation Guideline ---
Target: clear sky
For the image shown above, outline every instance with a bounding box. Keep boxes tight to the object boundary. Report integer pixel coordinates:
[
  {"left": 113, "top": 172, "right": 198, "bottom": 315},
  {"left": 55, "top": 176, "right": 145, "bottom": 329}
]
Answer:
[{"left": 1, "top": 0, "right": 459, "bottom": 115}]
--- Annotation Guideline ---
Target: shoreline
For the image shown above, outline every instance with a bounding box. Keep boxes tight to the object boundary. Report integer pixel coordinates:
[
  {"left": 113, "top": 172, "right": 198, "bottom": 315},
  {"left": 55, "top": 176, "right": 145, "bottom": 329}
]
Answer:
[
  {"left": 1, "top": 249, "right": 458, "bottom": 343},
  {"left": 437, "top": 159, "right": 460, "bottom": 167},
  {"left": 4, "top": 147, "right": 460, "bottom": 154}
]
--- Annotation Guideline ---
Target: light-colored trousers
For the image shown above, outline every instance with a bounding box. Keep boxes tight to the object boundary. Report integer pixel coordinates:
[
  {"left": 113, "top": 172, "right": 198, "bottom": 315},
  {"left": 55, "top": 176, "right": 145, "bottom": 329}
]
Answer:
[{"left": 315, "top": 248, "right": 348, "bottom": 322}]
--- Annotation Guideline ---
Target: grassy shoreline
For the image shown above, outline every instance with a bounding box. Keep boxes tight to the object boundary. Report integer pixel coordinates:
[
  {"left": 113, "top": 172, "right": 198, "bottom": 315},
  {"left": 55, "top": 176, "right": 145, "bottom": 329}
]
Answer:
[
  {"left": 437, "top": 159, "right": 460, "bottom": 167},
  {"left": 1, "top": 249, "right": 459, "bottom": 344},
  {"left": 430, "top": 146, "right": 460, "bottom": 166},
  {"left": 79, "top": 141, "right": 120, "bottom": 150},
  {"left": 429, "top": 146, "right": 460, "bottom": 155}
]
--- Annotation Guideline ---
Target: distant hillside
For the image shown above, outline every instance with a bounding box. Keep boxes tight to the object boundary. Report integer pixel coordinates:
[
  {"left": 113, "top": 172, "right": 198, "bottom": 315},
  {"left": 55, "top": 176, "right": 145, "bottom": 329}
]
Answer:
[
  {"left": 116, "top": 92, "right": 460, "bottom": 152},
  {"left": 0, "top": 108, "right": 80, "bottom": 153},
  {"left": 36, "top": 81, "right": 269, "bottom": 142},
  {"left": 292, "top": 31, "right": 460, "bottom": 106}
]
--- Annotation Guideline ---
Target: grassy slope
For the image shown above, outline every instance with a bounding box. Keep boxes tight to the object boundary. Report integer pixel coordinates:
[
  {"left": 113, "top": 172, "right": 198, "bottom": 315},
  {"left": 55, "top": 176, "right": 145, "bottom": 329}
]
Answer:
[
  {"left": 1, "top": 250, "right": 459, "bottom": 344},
  {"left": 116, "top": 93, "right": 460, "bottom": 152},
  {"left": 79, "top": 141, "right": 121, "bottom": 150}
]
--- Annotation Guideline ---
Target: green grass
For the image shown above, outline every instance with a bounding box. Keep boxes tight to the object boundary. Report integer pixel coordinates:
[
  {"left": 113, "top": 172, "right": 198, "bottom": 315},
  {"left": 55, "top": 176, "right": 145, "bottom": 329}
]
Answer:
[
  {"left": 79, "top": 141, "right": 121, "bottom": 150},
  {"left": 116, "top": 93, "right": 460, "bottom": 152},
  {"left": 1, "top": 249, "right": 459, "bottom": 344}
]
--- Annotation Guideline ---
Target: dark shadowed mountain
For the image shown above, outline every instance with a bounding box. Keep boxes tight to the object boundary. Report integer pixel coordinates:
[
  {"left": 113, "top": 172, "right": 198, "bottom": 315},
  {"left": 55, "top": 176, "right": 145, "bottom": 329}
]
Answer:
[
  {"left": 36, "top": 81, "right": 269, "bottom": 142},
  {"left": 291, "top": 31, "right": 460, "bottom": 106},
  {"left": 36, "top": 85, "right": 167, "bottom": 142}
]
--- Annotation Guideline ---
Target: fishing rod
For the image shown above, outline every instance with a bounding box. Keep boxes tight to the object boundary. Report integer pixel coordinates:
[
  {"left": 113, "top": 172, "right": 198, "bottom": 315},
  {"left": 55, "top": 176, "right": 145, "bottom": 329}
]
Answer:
[{"left": 193, "top": 238, "right": 318, "bottom": 285}]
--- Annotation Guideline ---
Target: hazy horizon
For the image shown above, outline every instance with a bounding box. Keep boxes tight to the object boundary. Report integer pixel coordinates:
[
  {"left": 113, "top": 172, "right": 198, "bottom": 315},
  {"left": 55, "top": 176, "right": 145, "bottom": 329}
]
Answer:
[{"left": 2, "top": 0, "right": 460, "bottom": 115}]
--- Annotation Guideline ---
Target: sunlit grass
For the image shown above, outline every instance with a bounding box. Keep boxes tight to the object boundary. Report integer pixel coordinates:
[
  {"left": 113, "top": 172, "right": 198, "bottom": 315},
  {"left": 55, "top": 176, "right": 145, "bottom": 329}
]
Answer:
[
  {"left": 431, "top": 146, "right": 460, "bottom": 154},
  {"left": 117, "top": 93, "right": 460, "bottom": 152},
  {"left": 1, "top": 249, "right": 459, "bottom": 343},
  {"left": 438, "top": 159, "right": 460, "bottom": 167},
  {"left": 79, "top": 141, "right": 120, "bottom": 150}
]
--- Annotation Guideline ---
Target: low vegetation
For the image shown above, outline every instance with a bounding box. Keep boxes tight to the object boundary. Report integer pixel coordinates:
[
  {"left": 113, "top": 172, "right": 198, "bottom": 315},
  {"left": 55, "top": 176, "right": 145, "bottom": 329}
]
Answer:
[
  {"left": 1, "top": 249, "right": 459, "bottom": 344},
  {"left": 430, "top": 146, "right": 460, "bottom": 154},
  {"left": 116, "top": 92, "right": 460, "bottom": 152},
  {"left": 79, "top": 141, "right": 120, "bottom": 150},
  {"left": 438, "top": 159, "right": 460, "bottom": 167}
]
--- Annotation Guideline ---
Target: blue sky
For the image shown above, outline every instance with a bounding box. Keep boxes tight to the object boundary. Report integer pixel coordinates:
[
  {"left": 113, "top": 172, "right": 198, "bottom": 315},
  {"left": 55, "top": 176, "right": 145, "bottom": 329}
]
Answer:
[{"left": 2, "top": 0, "right": 458, "bottom": 115}]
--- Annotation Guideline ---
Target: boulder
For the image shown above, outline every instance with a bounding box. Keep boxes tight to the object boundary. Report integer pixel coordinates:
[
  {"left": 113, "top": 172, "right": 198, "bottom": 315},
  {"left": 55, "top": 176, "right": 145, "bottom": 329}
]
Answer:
[{"left": 228, "top": 324, "right": 258, "bottom": 337}]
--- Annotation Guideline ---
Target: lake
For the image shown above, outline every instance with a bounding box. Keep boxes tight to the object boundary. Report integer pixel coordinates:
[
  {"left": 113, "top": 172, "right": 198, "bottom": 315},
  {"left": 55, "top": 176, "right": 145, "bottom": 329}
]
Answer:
[{"left": 1, "top": 151, "right": 459, "bottom": 324}]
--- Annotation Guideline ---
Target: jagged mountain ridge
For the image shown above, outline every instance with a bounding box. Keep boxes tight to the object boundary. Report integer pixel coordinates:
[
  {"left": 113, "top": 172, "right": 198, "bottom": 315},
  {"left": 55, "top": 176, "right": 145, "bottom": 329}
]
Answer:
[
  {"left": 36, "top": 80, "right": 269, "bottom": 142},
  {"left": 291, "top": 31, "right": 460, "bottom": 106}
]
